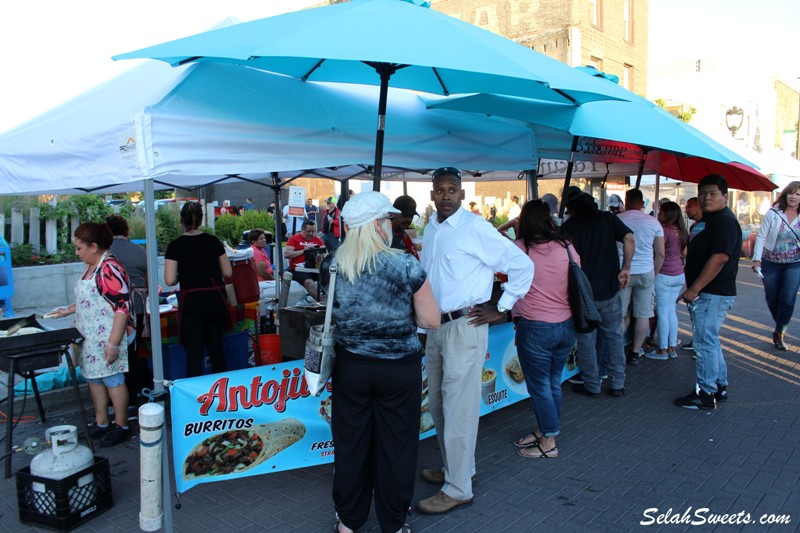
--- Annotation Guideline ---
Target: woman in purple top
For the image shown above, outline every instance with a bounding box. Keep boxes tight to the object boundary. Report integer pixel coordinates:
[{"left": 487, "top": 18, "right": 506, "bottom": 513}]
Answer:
[{"left": 648, "top": 201, "right": 688, "bottom": 360}]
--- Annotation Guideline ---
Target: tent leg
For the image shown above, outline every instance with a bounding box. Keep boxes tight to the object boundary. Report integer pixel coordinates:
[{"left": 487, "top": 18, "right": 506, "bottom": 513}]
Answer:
[
  {"left": 558, "top": 137, "right": 579, "bottom": 219},
  {"left": 142, "top": 178, "right": 172, "bottom": 533}
]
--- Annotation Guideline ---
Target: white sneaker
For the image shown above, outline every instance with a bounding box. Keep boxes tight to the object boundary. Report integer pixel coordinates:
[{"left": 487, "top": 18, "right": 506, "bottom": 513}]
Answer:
[{"left": 644, "top": 350, "right": 669, "bottom": 361}]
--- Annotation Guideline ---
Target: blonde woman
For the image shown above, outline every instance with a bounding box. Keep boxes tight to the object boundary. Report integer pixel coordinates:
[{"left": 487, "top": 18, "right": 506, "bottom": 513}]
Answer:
[{"left": 330, "top": 192, "right": 439, "bottom": 533}]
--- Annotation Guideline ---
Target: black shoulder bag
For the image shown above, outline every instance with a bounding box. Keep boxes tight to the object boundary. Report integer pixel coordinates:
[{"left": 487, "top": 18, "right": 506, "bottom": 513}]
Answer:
[{"left": 562, "top": 242, "right": 602, "bottom": 333}]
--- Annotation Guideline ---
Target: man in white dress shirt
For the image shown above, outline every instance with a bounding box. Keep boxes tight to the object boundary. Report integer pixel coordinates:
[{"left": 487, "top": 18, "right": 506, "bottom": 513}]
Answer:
[{"left": 416, "top": 168, "right": 534, "bottom": 515}]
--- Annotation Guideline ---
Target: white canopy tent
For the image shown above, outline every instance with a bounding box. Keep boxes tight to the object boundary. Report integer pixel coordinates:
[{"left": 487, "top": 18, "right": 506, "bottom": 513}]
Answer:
[{"left": 0, "top": 59, "right": 562, "bottom": 196}]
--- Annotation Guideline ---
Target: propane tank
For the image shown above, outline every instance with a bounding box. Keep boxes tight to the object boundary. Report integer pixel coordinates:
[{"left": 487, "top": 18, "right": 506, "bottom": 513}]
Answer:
[{"left": 29, "top": 425, "right": 96, "bottom": 515}]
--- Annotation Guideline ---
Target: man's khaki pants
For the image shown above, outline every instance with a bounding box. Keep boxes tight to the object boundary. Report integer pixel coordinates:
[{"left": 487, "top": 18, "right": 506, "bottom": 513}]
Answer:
[{"left": 425, "top": 317, "right": 488, "bottom": 501}]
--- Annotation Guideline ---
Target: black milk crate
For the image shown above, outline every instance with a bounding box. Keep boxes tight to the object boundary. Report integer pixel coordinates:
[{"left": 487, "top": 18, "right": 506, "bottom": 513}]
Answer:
[{"left": 16, "top": 456, "right": 113, "bottom": 531}]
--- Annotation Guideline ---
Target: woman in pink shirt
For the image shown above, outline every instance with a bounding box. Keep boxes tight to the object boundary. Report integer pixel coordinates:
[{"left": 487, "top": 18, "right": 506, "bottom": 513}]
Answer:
[
  {"left": 647, "top": 201, "right": 688, "bottom": 360},
  {"left": 248, "top": 229, "right": 274, "bottom": 282},
  {"left": 511, "top": 200, "right": 578, "bottom": 459}
]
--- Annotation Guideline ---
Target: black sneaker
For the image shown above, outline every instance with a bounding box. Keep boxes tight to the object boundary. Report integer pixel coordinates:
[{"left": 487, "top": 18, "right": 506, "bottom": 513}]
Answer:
[
  {"left": 681, "top": 340, "right": 694, "bottom": 352},
  {"left": 674, "top": 389, "right": 716, "bottom": 410},
  {"left": 99, "top": 424, "right": 131, "bottom": 447},
  {"left": 567, "top": 373, "right": 584, "bottom": 385},
  {"left": 87, "top": 422, "right": 110, "bottom": 440},
  {"left": 714, "top": 385, "right": 728, "bottom": 403},
  {"left": 571, "top": 383, "right": 600, "bottom": 398},
  {"left": 609, "top": 387, "right": 626, "bottom": 397},
  {"left": 626, "top": 350, "right": 640, "bottom": 366}
]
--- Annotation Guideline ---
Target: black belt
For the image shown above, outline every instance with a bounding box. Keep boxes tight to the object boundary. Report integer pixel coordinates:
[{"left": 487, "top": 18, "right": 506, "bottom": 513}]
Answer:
[{"left": 441, "top": 303, "right": 487, "bottom": 324}]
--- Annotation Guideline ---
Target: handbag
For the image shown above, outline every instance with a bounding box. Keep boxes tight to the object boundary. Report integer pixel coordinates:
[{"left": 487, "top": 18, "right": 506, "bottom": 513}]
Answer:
[
  {"left": 562, "top": 242, "right": 602, "bottom": 333},
  {"left": 304, "top": 260, "right": 337, "bottom": 396}
]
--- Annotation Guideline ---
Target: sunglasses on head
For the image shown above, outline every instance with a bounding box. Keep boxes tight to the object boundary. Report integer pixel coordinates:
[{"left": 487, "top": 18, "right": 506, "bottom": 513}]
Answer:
[{"left": 432, "top": 167, "right": 461, "bottom": 180}]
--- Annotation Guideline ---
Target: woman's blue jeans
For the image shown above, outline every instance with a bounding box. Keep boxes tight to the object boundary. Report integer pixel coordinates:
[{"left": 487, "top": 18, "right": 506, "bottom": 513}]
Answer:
[
  {"left": 761, "top": 260, "right": 800, "bottom": 333},
  {"left": 515, "top": 317, "right": 576, "bottom": 437}
]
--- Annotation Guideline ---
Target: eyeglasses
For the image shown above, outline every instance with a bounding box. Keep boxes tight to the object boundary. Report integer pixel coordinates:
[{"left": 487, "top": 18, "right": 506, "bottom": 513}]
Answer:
[{"left": 432, "top": 167, "right": 461, "bottom": 180}]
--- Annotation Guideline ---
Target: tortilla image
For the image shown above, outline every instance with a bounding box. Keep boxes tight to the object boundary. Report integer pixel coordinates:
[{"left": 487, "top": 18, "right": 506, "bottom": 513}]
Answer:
[
  {"left": 183, "top": 417, "right": 306, "bottom": 480},
  {"left": 505, "top": 355, "right": 524, "bottom": 384}
]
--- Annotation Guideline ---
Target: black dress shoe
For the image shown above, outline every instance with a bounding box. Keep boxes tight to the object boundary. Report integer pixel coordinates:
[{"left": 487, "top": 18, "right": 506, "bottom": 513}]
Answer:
[{"left": 571, "top": 383, "right": 600, "bottom": 398}]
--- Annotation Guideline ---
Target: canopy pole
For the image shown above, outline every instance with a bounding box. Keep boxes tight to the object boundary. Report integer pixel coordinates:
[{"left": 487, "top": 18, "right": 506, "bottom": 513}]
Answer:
[
  {"left": 654, "top": 174, "right": 661, "bottom": 215},
  {"left": 271, "top": 172, "right": 284, "bottom": 279},
  {"left": 142, "top": 178, "right": 173, "bottom": 533},
  {"left": 372, "top": 66, "right": 393, "bottom": 192},
  {"left": 634, "top": 149, "right": 649, "bottom": 189},
  {"left": 527, "top": 161, "right": 540, "bottom": 200},
  {"left": 558, "top": 137, "right": 580, "bottom": 219}
]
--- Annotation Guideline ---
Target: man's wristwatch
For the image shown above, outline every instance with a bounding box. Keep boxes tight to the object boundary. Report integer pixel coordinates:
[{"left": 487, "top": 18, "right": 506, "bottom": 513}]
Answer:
[{"left": 497, "top": 304, "right": 508, "bottom": 314}]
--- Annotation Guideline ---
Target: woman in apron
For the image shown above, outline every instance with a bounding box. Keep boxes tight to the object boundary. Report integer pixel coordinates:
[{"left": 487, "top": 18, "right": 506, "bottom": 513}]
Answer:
[
  {"left": 50, "top": 222, "right": 134, "bottom": 447},
  {"left": 164, "top": 201, "right": 233, "bottom": 377}
]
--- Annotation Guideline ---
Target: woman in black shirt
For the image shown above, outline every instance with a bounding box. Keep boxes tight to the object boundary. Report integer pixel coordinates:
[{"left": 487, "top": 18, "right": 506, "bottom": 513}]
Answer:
[{"left": 164, "top": 202, "right": 233, "bottom": 376}]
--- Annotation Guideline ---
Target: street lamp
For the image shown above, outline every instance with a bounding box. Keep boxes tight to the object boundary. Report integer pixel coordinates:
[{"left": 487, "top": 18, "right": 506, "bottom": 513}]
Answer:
[{"left": 725, "top": 106, "right": 744, "bottom": 138}]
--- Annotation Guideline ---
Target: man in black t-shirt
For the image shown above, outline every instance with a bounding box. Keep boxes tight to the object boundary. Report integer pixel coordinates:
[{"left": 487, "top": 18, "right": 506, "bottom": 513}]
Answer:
[
  {"left": 675, "top": 175, "right": 742, "bottom": 410},
  {"left": 560, "top": 187, "right": 634, "bottom": 398}
]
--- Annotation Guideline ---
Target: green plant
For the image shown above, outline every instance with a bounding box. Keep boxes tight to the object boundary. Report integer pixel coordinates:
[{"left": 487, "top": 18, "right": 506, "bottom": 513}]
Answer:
[
  {"left": 155, "top": 207, "right": 181, "bottom": 252},
  {"left": 214, "top": 213, "right": 240, "bottom": 247},
  {"left": 236, "top": 210, "right": 275, "bottom": 240},
  {"left": 127, "top": 216, "right": 147, "bottom": 241},
  {"left": 10, "top": 243, "right": 36, "bottom": 265}
]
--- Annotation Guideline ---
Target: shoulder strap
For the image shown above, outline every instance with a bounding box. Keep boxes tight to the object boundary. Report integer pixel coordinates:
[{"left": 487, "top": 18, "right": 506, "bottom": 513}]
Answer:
[
  {"left": 323, "top": 259, "right": 337, "bottom": 334},
  {"left": 561, "top": 241, "right": 576, "bottom": 265},
  {"left": 772, "top": 208, "right": 800, "bottom": 244}
]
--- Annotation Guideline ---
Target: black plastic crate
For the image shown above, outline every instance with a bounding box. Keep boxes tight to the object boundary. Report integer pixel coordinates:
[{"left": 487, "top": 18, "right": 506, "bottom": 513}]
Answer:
[{"left": 16, "top": 456, "right": 113, "bottom": 531}]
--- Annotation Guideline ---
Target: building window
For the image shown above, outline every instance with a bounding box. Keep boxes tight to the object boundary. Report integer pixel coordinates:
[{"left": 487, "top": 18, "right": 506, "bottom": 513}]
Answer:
[
  {"left": 590, "top": 56, "right": 603, "bottom": 72},
  {"left": 588, "top": 0, "right": 603, "bottom": 29},
  {"left": 623, "top": 64, "right": 634, "bottom": 90},
  {"left": 624, "top": 0, "right": 634, "bottom": 43}
]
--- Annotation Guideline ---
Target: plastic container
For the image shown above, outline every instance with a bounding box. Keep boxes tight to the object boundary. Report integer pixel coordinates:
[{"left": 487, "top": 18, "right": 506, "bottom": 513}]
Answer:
[
  {"left": 155, "top": 331, "right": 250, "bottom": 380},
  {"left": 16, "top": 456, "right": 113, "bottom": 531},
  {"left": 255, "top": 334, "right": 281, "bottom": 365},
  {"left": 227, "top": 259, "right": 260, "bottom": 304}
]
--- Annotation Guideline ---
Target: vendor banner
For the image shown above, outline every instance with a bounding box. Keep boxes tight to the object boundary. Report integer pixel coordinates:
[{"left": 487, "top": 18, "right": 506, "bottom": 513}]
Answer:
[{"left": 170, "top": 322, "right": 579, "bottom": 493}]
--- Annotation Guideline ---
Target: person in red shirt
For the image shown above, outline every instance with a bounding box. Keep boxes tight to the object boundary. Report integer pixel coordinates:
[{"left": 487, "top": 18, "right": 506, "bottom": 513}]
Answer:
[{"left": 284, "top": 220, "right": 325, "bottom": 297}]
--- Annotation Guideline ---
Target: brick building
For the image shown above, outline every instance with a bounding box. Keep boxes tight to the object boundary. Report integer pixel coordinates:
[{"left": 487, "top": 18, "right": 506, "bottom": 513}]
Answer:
[
  {"left": 433, "top": 0, "right": 648, "bottom": 95},
  {"left": 430, "top": 0, "right": 649, "bottom": 208}
]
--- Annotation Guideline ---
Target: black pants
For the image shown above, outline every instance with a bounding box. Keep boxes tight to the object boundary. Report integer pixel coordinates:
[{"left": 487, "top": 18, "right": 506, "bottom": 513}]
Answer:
[
  {"left": 332, "top": 350, "right": 422, "bottom": 533},
  {"left": 124, "top": 313, "right": 151, "bottom": 407},
  {"left": 181, "top": 302, "right": 229, "bottom": 377}
]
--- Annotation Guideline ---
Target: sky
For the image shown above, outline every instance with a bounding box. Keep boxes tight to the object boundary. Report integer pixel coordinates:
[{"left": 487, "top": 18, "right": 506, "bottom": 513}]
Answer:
[
  {"left": 0, "top": 0, "right": 798, "bottom": 134},
  {"left": 648, "top": 0, "right": 799, "bottom": 83}
]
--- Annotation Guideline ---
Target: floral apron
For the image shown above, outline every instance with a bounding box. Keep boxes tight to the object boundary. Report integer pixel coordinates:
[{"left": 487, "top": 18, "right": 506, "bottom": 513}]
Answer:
[{"left": 73, "top": 253, "right": 129, "bottom": 379}]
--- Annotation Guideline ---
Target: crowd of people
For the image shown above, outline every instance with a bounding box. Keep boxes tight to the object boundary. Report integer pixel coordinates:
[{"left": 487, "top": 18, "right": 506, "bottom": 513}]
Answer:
[
  {"left": 323, "top": 171, "right": 798, "bottom": 533},
  {"left": 47, "top": 176, "right": 796, "bottom": 533}
]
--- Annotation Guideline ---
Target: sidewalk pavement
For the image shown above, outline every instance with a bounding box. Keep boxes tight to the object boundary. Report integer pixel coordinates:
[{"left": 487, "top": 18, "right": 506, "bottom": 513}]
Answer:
[{"left": 1, "top": 262, "right": 798, "bottom": 532}]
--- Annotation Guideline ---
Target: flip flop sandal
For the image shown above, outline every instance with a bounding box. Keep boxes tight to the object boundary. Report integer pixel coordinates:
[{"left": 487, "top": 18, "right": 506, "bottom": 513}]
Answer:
[
  {"left": 513, "top": 431, "right": 541, "bottom": 448},
  {"left": 518, "top": 443, "right": 558, "bottom": 459}
]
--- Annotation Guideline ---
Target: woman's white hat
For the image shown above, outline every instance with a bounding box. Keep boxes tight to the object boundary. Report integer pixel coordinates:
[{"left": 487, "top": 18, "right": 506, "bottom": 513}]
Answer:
[{"left": 340, "top": 192, "right": 401, "bottom": 228}]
